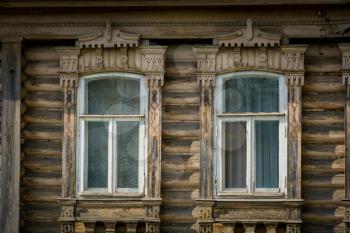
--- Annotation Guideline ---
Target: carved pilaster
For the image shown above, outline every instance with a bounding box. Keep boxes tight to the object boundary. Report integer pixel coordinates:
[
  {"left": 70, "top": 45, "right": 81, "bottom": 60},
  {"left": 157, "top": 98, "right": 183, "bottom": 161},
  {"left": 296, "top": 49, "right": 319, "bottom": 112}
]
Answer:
[
  {"left": 193, "top": 46, "right": 219, "bottom": 200},
  {"left": 243, "top": 223, "right": 256, "bottom": 233},
  {"left": 83, "top": 222, "right": 96, "bottom": 233},
  {"left": 105, "top": 222, "right": 117, "bottom": 233},
  {"left": 286, "top": 223, "right": 301, "bottom": 233},
  {"left": 57, "top": 48, "right": 80, "bottom": 233},
  {"left": 195, "top": 201, "right": 214, "bottom": 233},
  {"left": 146, "top": 206, "right": 160, "bottom": 219},
  {"left": 141, "top": 46, "right": 166, "bottom": 199},
  {"left": 281, "top": 45, "right": 307, "bottom": 200},
  {"left": 146, "top": 222, "right": 160, "bottom": 233},
  {"left": 339, "top": 43, "right": 350, "bottom": 233},
  {"left": 265, "top": 224, "right": 277, "bottom": 233}
]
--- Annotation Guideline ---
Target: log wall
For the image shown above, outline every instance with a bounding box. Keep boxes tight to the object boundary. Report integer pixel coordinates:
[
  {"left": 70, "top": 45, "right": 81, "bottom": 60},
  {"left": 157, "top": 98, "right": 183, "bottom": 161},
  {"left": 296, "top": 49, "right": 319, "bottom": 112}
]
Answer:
[
  {"left": 16, "top": 41, "right": 350, "bottom": 233},
  {"left": 161, "top": 44, "right": 199, "bottom": 233},
  {"left": 21, "top": 46, "right": 62, "bottom": 233},
  {"left": 302, "top": 43, "right": 345, "bottom": 233}
]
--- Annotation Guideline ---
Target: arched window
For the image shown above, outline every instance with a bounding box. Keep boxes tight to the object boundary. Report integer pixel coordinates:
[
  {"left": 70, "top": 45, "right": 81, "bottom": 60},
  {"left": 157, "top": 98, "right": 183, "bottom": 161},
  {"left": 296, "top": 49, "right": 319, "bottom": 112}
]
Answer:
[
  {"left": 77, "top": 73, "right": 147, "bottom": 194},
  {"left": 215, "top": 71, "right": 287, "bottom": 195}
]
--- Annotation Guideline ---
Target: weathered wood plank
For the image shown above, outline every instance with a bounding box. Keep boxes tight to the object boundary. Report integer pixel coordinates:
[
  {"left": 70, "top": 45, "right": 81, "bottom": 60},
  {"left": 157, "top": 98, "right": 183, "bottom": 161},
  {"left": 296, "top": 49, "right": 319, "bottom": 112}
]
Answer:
[{"left": 0, "top": 39, "right": 22, "bottom": 233}]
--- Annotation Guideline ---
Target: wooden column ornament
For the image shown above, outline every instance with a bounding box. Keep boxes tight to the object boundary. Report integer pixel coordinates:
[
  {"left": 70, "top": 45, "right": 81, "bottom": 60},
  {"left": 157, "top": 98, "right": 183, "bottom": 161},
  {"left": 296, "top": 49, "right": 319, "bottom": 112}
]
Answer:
[
  {"left": 0, "top": 37, "right": 22, "bottom": 233},
  {"left": 141, "top": 46, "right": 166, "bottom": 233},
  {"left": 281, "top": 45, "right": 307, "bottom": 233},
  {"left": 193, "top": 46, "right": 219, "bottom": 233},
  {"left": 56, "top": 47, "right": 80, "bottom": 233},
  {"left": 339, "top": 43, "right": 350, "bottom": 233}
]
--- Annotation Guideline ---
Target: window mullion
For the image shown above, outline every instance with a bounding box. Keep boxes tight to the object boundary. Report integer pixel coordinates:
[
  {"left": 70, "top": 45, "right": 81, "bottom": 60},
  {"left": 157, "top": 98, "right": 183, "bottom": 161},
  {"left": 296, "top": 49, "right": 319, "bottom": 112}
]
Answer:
[{"left": 248, "top": 116, "right": 253, "bottom": 194}]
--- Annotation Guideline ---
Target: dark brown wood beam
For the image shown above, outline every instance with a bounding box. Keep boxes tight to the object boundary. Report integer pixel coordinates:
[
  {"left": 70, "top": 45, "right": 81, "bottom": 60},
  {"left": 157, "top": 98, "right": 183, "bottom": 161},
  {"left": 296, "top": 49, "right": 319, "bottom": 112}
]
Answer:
[{"left": 0, "top": 38, "right": 22, "bottom": 233}]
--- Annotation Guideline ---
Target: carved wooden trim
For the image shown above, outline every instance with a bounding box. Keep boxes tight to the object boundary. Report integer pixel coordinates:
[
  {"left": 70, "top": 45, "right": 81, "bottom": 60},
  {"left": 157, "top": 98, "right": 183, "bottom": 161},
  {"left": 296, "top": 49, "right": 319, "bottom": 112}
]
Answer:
[
  {"left": 77, "top": 21, "right": 140, "bottom": 48},
  {"left": 265, "top": 223, "right": 278, "bottom": 233},
  {"left": 83, "top": 222, "right": 96, "bottom": 233},
  {"left": 193, "top": 46, "right": 219, "bottom": 201},
  {"left": 104, "top": 222, "right": 117, "bottom": 233},
  {"left": 56, "top": 48, "right": 80, "bottom": 204},
  {"left": 56, "top": 33, "right": 165, "bottom": 230},
  {"left": 339, "top": 43, "right": 350, "bottom": 233},
  {"left": 286, "top": 223, "right": 301, "bottom": 233},
  {"left": 243, "top": 223, "right": 256, "bottom": 233},
  {"left": 281, "top": 45, "right": 307, "bottom": 200},
  {"left": 146, "top": 222, "right": 160, "bottom": 233},
  {"left": 214, "top": 19, "right": 281, "bottom": 47}
]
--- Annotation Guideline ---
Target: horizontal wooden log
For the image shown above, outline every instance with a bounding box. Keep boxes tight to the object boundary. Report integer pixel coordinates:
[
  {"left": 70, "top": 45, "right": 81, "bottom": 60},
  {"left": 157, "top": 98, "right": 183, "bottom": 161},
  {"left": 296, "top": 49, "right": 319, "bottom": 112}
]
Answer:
[
  {"left": 161, "top": 171, "right": 199, "bottom": 189},
  {"left": 23, "top": 109, "right": 62, "bottom": 124},
  {"left": 24, "top": 77, "right": 61, "bottom": 92},
  {"left": 25, "top": 47, "right": 60, "bottom": 62},
  {"left": 24, "top": 62, "right": 59, "bottom": 77},
  {"left": 303, "top": 93, "right": 345, "bottom": 110},
  {"left": 163, "top": 92, "right": 199, "bottom": 105},
  {"left": 24, "top": 92, "right": 63, "bottom": 109},
  {"left": 23, "top": 141, "right": 62, "bottom": 157},
  {"left": 302, "top": 144, "right": 344, "bottom": 159},
  {"left": 302, "top": 111, "right": 344, "bottom": 125},
  {"left": 23, "top": 125, "right": 62, "bottom": 140},
  {"left": 162, "top": 139, "right": 200, "bottom": 154},
  {"left": 22, "top": 177, "right": 61, "bottom": 187}
]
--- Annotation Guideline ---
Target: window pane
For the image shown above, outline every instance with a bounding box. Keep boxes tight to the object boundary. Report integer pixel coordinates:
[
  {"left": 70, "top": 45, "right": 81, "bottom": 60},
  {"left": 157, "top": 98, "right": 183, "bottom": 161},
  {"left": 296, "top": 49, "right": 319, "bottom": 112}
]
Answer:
[
  {"left": 255, "top": 120, "right": 279, "bottom": 188},
  {"left": 88, "top": 77, "right": 140, "bottom": 115},
  {"left": 117, "top": 121, "right": 140, "bottom": 189},
  {"left": 87, "top": 121, "right": 108, "bottom": 188},
  {"left": 224, "top": 77, "right": 279, "bottom": 112},
  {"left": 223, "top": 122, "right": 247, "bottom": 189}
]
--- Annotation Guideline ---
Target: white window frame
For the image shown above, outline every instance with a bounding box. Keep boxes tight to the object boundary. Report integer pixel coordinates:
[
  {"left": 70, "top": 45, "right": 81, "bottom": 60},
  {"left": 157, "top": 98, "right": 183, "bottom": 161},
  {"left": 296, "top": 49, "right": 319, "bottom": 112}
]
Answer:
[
  {"left": 76, "top": 72, "right": 147, "bottom": 196},
  {"left": 214, "top": 71, "right": 287, "bottom": 196}
]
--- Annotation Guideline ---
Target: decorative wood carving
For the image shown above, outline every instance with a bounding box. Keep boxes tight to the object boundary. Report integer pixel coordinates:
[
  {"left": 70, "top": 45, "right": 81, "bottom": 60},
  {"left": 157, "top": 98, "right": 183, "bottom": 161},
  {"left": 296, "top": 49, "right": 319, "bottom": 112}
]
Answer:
[
  {"left": 286, "top": 223, "right": 301, "bottom": 233},
  {"left": 146, "top": 222, "right": 160, "bottom": 233},
  {"left": 223, "top": 223, "right": 235, "bottom": 233},
  {"left": 265, "top": 223, "right": 277, "bottom": 233},
  {"left": 56, "top": 29, "right": 165, "bottom": 232},
  {"left": 77, "top": 21, "right": 140, "bottom": 48},
  {"left": 243, "top": 223, "right": 256, "bottom": 233},
  {"left": 281, "top": 45, "right": 307, "bottom": 201},
  {"left": 193, "top": 46, "right": 219, "bottom": 201},
  {"left": 339, "top": 43, "right": 350, "bottom": 233},
  {"left": 126, "top": 223, "right": 138, "bottom": 233},
  {"left": 104, "top": 222, "right": 117, "bottom": 233},
  {"left": 214, "top": 19, "right": 281, "bottom": 47},
  {"left": 83, "top": 222, "right": 96, "bottom": 233}
]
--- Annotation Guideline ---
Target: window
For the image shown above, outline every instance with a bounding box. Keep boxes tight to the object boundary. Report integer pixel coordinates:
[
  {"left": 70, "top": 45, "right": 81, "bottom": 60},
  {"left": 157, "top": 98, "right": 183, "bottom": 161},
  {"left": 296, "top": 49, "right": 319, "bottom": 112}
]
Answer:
[
  {"left": 77, "top": 73, "right": 147, "bottom": 195},
  {"left": 214, "top": 71, "right": 287, "bottom": 195}
]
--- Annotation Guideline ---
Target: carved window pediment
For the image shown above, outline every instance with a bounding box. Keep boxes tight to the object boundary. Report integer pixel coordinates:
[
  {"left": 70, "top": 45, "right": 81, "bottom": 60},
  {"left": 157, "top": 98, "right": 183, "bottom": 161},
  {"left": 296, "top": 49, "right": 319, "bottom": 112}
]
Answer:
[
  {"left": 214, "top": 19, "right": 282, "bottom": 47},
  {"left": 77, "top": 21, "right": 140, "bottom": 48}
]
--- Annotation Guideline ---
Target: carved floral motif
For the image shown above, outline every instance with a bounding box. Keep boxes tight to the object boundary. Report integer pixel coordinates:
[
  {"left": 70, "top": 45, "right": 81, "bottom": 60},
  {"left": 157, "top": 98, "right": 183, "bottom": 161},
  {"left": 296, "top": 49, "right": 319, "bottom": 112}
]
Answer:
[
  {"left": 146, "top": 222, "right": 160, "bottom": 233},
  {"left": 286, "top": 223, "right": 301, "bottom": 233}
]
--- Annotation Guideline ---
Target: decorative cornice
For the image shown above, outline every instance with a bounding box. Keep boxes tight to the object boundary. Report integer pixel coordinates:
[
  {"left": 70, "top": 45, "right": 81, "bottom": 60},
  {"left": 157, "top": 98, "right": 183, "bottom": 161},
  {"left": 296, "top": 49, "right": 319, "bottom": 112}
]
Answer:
[
  {"left": 77, "top": 21, "right": 140, "bottom": 48},
  {"left": 1, "top": 19, "right": 350, "bottom": 28},
  {"left": 281, "top": 45, "right": 308, "bottom": 72},
  {"left": 141, "top": 46, "right": 167, "bottom": 74},
  {"left": 214, "top": 19, "right": 281, "bottom": 47}
]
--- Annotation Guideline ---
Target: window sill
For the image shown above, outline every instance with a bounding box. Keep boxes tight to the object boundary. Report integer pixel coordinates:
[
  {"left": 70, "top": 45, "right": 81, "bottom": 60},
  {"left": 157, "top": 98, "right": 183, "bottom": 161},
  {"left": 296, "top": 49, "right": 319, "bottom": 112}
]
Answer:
[
  {"left": 215, "top": 192, "right": 287, "bottom": 199},
  {"left": 77, "top": 191, "right": 145, "bottom": 199}
]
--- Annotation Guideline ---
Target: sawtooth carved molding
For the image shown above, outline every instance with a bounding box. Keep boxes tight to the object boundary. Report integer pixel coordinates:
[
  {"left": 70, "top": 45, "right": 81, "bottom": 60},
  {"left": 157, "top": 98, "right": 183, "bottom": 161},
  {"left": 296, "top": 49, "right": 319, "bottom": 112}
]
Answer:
[
  {"left": 56, "top": 27, "right": 165, "bottom": 233},
  {"left": 77, "top": 21, "right": 140, "bottom": 48},
  {"left": 339, "top": 43, "right": 350, "bottom": 233},
  {"left": 214, "top": 19, "right": 282, "bottom": 47},
  {"left": 193, "top": 20, "right": 306, "bottom": 233}
]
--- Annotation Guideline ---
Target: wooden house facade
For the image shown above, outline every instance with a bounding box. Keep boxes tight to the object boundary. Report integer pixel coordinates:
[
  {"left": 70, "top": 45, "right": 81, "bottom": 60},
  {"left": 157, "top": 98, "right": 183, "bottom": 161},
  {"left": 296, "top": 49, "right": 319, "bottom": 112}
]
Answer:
[{"left": 0, "top": 1, "right": 350, "bottom": 233}]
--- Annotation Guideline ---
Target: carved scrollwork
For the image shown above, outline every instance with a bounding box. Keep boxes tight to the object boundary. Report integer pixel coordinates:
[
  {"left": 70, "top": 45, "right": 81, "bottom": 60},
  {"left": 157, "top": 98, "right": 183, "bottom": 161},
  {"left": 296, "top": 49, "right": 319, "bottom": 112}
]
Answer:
[
  {"left": 214, "top": 19, "right": 281, "bottom": 47},
  {"left": 146, "top": 222, "right": 160, "bottom": 233},
  {"left": 61, "top": 222, "right": 75, "bottom": 233},
  {"left": 199, "top": 223, "right": 212, "bottom": 233},
  {"left": 287, "top": 207, "right": 301, "bottom": 220},
  {"left": 198, "top": 207, "right": 212, "bottom": 220},
  {"left": 286, "top": 223, "right": 301, "bottom": 233},
  {"left": 193, "top": 46, "right": 219, "bottom": 74},
  {"left": 146, "top": 206, "right": 160, "bottom": 218}
]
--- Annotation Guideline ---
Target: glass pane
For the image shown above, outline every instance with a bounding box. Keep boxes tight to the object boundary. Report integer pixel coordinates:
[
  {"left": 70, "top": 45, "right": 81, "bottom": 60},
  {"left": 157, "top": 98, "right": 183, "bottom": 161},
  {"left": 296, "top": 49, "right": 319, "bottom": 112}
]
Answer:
[
  {"left": 88, "top": 77, "right": 140, "bottom": 115},
  {"left": 87, "top": 121, "right": 108, "bottom": 188},
  {"left": 223, "top": 122, "right": 247, "bottom": 189},
  {"left": 255, "top": 120, "right": 279, "bottom": 188},
  {"left": 117, "top": 121, "right": 140, "bottom": 189},
  {"left": 224, "top": 77, "right": 279, "bottom": 113}
]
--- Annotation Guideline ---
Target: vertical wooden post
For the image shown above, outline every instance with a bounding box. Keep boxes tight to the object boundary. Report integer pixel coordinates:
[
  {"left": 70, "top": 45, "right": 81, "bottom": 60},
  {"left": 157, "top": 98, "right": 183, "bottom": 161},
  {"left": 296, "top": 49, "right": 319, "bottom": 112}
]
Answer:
[
  {"left": 0, "top": 38, "right": 22, "bottom": 233},
  {"left": 141, "top": 46, "right": 166, "bottom": 200},
  {"left": 193, "top": 46, "right": 219, "bottom": 200},
  {"left": 193, "top": 46, "right": 219, "bottom": 233},
  {"left": 141, "top": 46, "right": 166, "bottom": 233},
  {"left": 56, "top": 47, "right": 80, "bottom": 233},
  {"left": 338, "top": 43, "right": 350, "bottom": 233},
  {"left": 281, "top": 45, "right": 307, "bottom": 200}
]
